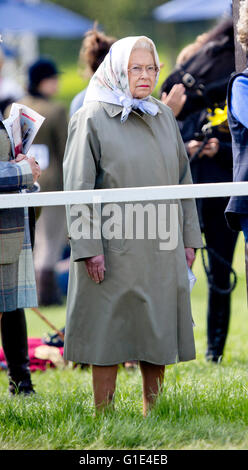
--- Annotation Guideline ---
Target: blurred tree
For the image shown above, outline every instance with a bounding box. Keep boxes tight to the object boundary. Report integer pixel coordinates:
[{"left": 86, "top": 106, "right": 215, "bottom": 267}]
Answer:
[
  {"left": 44, "top": 0, "right": 214, "bottom": 64},
  {"left": 39, "top": 1, "right": 216, "bottom": 109},
  {"left": 48, "top": 0, "right": 165, "bottom": 39}
]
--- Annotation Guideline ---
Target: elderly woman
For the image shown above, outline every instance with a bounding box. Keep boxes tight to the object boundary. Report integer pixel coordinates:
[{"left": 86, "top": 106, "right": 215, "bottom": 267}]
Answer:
[{"left": 63, "top": 36, "right": 203, "bottom": 415}]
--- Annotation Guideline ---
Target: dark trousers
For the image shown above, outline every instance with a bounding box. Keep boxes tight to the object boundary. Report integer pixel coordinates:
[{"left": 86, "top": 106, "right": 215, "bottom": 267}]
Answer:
[
  {"left": 1, "top": 308, "right": 31, "bottom": 384},
  {"left": 201, "top": 199, "right": 238, "bottom": 358}
]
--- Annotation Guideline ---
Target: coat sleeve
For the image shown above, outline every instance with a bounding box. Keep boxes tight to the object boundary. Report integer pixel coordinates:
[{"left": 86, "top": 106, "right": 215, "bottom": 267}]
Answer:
[
  {"left": 0, "top": 160, "right": 33, "bottom": 192},
  {"left": 175, "top": 119, "right": 203, "bottom": 249},
  {"left": 63, "top": 107, "right": 104, "bottom": 261}
]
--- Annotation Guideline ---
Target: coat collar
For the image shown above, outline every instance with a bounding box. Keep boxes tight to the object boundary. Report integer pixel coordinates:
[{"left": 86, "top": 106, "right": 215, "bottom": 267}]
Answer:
[{"left": 101, "top": 102, "right": 122, "bottom": 118}]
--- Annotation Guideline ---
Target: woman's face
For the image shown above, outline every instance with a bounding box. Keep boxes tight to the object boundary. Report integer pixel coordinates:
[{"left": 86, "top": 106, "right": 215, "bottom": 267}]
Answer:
[{"left": 128, "top": 48, "right": 157, "bottom": 99}]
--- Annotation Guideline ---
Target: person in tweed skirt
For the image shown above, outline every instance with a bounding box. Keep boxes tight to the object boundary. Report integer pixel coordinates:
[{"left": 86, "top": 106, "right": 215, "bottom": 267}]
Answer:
[{"left": 0, "top": 122, "right": 41, "bottom": 395}]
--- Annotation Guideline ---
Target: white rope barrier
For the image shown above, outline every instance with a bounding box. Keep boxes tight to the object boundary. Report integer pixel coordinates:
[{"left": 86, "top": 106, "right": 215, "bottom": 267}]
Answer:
[{"left": 0, "top": 181, "right": 248, "bottom": 208}]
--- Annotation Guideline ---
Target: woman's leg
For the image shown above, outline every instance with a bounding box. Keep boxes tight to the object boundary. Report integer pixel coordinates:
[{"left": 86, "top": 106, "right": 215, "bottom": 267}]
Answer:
[
  {"left": 92, "top": 364, "right": 118, "bottom": 412},
  {"left": 140, "top": 361, "right": 165, "bottom": 416}
]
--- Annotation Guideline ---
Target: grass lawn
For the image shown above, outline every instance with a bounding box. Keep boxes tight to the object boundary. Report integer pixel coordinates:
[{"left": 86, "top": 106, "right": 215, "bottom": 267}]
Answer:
[{"left": 0, "top": 235, "right": 247, "bottom": 451}]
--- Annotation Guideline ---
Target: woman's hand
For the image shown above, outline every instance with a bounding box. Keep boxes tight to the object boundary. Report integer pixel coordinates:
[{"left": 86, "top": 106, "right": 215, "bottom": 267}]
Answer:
[
  {"left": 161, "top": 84, "right": 187, "bottom": 117},
  {"left": 11, "top": 153, "right": 41, "bottom": 182},
  {"left": 12, "top": 153, "right": 27, "bottom": 162},
  {"left": 85, "top": 255, "right": 106, "bottom": 284},
  {"left": 185, "top": 247, "right": 195, "bottom": 268}
]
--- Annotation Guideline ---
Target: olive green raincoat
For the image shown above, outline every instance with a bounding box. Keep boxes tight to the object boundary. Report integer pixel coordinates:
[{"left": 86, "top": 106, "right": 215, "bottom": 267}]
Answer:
[{"left": 63, "top": 98, "right": 203, "bottom": 365}]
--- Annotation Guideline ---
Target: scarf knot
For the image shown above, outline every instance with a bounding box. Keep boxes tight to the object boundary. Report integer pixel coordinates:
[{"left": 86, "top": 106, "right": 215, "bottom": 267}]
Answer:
[{"left": 113, "top": 88, "right": 159, "bottom": 123}]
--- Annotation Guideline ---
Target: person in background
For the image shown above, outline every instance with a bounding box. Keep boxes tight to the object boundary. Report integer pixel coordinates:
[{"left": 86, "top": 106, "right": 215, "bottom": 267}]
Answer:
[
  {"left": 225, "top": 0, "right": 248, "bottom": 301},
  {"left": 6, "top": 58, "right": 68, "bottom": 306},
  {"left": 162, "top": 21, "right": 238, "bottom": 363},
  {"left": 0, "top": 132, "right": 41, "bottom": 395},
  {"left": 70, "top": 27, "right": 116, "bottom": 117},
  {"left": 0, "top": 47, "right": 24, "bottom": 119},
  {"left": 63, "top": 35, "right": 203, "bottom": 415}
]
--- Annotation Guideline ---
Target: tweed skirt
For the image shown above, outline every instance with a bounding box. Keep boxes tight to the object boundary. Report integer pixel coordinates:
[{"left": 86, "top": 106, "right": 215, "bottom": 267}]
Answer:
[{"left": 0, "top": 208, "right": 38, "bottom": 312}]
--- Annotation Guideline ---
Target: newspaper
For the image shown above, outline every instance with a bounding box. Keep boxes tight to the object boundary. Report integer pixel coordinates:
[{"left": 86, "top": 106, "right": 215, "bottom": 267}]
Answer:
[
  {"left": 3, "top": 103, "right": 45, "bottom": 157},
  {"left": 188, "top": 266, "right": 196, "bottom": 291}
]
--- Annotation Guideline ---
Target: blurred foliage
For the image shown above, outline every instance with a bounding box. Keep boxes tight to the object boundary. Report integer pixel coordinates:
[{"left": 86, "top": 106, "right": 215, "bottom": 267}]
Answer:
[
  {"left": 40, "top": 0, "right": 215, "bottom": 68},
  {"left": 49, "top": 0, "right": 167, "bottom": 39},
  {"left": 39, "top": 1, "right": 216, "bottom": 110}
]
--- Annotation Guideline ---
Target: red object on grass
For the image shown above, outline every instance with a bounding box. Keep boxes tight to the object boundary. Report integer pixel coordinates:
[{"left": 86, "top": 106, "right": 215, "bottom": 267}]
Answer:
[{"left": 0, "top": 338, "right": 64, "bottom": 372}]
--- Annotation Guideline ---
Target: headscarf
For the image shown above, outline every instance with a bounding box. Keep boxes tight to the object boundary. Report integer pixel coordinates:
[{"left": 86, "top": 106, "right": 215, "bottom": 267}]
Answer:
[{"left": 84, "top": 36, "right": 160, "bottom": 123}]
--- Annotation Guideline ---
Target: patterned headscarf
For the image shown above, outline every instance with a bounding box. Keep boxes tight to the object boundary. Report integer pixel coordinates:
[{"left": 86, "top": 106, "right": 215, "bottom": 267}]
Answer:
[{"left": 84, "top": 36, "right": 160, "bottom": 123}]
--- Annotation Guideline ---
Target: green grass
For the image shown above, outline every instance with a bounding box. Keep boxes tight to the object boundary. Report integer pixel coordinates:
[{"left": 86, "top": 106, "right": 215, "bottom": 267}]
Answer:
[{"left": 0, "top": 235, "right": 247, "bottom": 450}]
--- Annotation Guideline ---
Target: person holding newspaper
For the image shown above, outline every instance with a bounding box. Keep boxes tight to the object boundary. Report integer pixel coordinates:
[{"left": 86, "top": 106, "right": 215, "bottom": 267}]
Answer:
[
  {"left": 0, "top": 121, "right": 41, "bottom": 395},
  {"left": 8, "top": 57, "right": 68, "bottom": 306}
]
